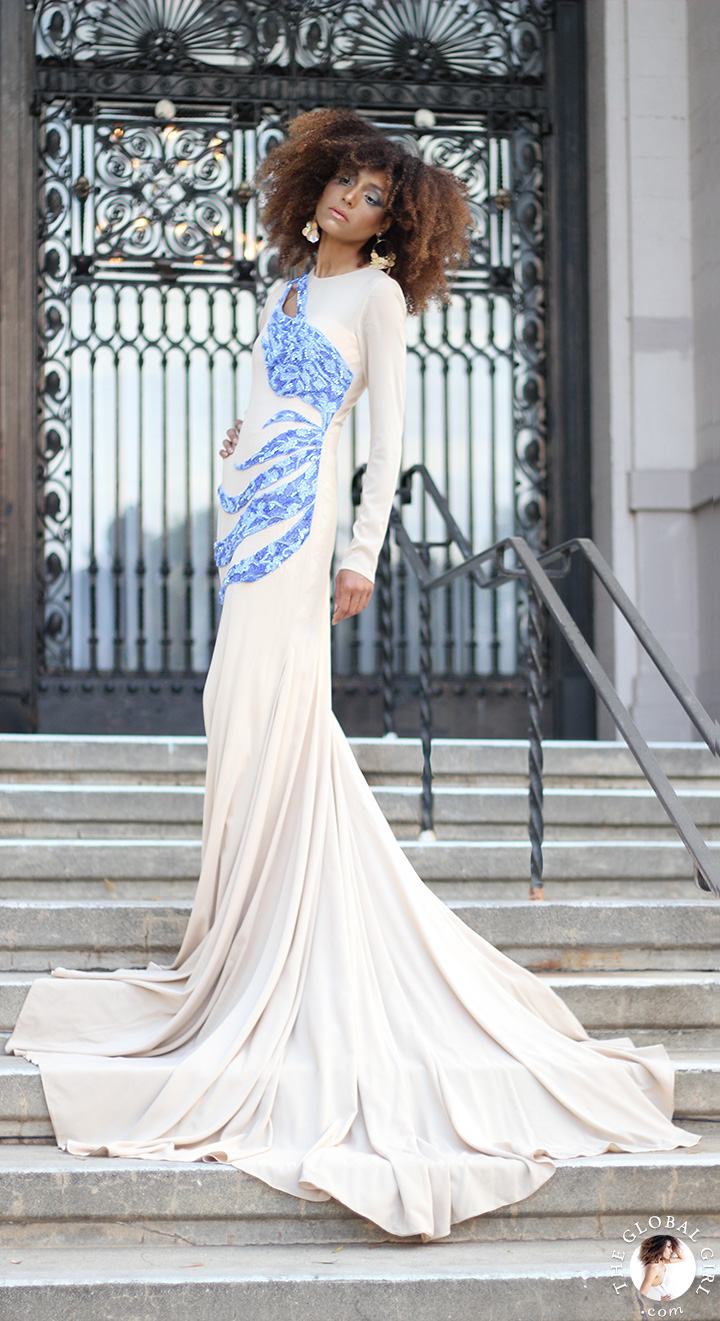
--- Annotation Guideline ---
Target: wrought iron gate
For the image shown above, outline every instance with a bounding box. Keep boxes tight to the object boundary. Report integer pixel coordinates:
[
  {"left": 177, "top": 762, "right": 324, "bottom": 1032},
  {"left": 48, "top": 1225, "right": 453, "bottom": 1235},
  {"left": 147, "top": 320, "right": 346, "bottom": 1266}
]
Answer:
[{"left": 30, "top": 0, "right": 567, "bottom": 736}]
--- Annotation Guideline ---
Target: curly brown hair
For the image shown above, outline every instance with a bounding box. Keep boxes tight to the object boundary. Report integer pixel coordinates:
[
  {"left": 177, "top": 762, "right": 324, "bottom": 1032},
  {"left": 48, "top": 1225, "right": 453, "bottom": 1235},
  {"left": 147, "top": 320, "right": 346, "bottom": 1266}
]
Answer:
[
  {"left": 638, "top": 1236, "right": 683, "bottom": 1266},
  {"left": 255, "top": 107, "right": 472, "bottom": 315}
]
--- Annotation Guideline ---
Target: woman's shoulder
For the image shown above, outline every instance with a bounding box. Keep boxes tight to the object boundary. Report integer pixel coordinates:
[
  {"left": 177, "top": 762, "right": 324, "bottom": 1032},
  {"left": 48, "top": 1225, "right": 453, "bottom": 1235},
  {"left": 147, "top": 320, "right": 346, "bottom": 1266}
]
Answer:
[
  {"left": 356, "top": 270, "right": 407, "bottom": 331},
  {"left": 361, "top": 269, "right": 407, "bottom": 311}
]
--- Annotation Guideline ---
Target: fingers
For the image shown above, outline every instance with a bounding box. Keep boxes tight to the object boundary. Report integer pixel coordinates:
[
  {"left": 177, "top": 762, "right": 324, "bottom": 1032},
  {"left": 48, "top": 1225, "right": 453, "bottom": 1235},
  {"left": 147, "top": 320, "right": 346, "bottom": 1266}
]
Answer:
[
  {"left": 331, "top": 572, "right": 373, "bottom": 624},
  {"left": 219, "top": 418, "right": 243, "bottom": 459}
]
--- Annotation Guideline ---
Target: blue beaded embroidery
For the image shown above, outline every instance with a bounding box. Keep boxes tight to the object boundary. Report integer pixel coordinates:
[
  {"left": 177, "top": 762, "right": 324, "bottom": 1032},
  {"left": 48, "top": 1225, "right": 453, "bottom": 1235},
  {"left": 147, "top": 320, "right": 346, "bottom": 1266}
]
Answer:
[{"left": 214, "top": 272, "right": 352, "bottom": 601}]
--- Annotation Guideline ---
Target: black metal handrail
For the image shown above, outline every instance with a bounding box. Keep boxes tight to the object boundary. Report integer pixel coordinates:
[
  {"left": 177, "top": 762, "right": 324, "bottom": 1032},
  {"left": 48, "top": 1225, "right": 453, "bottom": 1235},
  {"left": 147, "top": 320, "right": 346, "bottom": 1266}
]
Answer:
[
  {"left": 537, "top": 539, "right": 719, "bottom": 757},
  {"left": 380, "top": 464, "right": 720, "bottom": 900}
]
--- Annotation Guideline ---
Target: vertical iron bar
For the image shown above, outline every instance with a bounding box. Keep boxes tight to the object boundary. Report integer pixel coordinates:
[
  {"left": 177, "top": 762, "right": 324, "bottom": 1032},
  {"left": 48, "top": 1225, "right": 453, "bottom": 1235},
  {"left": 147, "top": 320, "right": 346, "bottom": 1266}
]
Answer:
[
  {"left": 489, "top": 132, "right": 501, "bottom": 675},
  {"left": 159, "top": 332, "right": 171, "bottom": 674},
  {"left": 208, "top": 313, "right": 218, "bottom": 657},
  {"left": 419, "top": 342, "right": 429, "bottom": 698},
  {"left": 136, "top": 333, "right": 146, "bottom": 673},
  {"left": 465, "top": 298, "right": 476, "bottom": 675},
  {"left": 183, "top": 288, "right": 194, "bottom": 673},
  {"left": 88, "top": 335, "right": 98, "bottom": 673},
  {"left": 442, "top": 314, "right": 453, "bottom": 674},
  {"left": 349, "top": 443, "right": 361, "bottom": 677},
  {"left": 526, "top": 583, "right": 545, "bottom": 896},
  {"left": 112, "top": 328, "right": 123, "bottom": 672},
  {"left": 350, "top": 609, "right": 361, "bottom": 675},
  {"left": 419, "top": 546, "right": 434, "bottom": 838},
  {"left": 329, "top": 549, "right": 337, "bottom": 673},
  {"left": 397, "top": 557, "right": 407, "bottom": 675},
  {"left": 488, "top": 300, "right": 500, "bottom": 675},
  {"left": 376, "top": 528, "right": 394, "bottom": 734}
]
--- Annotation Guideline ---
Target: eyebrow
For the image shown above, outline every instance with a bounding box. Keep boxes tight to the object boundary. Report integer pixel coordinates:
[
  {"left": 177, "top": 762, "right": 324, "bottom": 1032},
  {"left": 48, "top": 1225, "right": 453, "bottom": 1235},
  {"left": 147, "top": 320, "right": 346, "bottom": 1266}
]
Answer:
[{"left": 340, "top": 168, "right": 387, "bottom": 205}]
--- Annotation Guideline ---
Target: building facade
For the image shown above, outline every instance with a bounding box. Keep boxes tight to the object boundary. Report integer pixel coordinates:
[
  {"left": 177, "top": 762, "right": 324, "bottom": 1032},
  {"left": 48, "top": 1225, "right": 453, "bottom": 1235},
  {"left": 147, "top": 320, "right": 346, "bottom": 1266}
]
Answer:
[{"left": 587, "top": 0, "right": 720, "bottom": 740}]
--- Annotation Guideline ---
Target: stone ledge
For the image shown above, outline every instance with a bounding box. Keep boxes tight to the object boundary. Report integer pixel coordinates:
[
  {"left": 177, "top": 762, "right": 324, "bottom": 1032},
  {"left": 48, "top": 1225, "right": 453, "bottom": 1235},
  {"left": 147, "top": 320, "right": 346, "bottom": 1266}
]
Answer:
[
  {"left": 2, "top": 1239, "right": 717, "bottom": 1321},
  {"left": 0, "top": 1144, "right": 719, "bottom": 1247},
  {"left": 1, "top": 838, "right": 718, "bottom": 882},
  {"left": 3, "top": 970, "right": 720, "bottom": 1034},
  {"left": 3, "top": 784, "right": 720, "bottom": 831},
  {"left": 1, "top": 898, "right": 719, "bottom": 973},
  {"left": 0, "top": 736, "right": 717, "bottom": 781}
]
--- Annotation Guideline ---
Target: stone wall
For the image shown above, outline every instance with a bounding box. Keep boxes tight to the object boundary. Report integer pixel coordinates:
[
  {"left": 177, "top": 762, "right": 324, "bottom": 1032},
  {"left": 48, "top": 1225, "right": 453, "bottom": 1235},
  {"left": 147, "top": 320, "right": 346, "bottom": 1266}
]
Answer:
[
  {"left": 585, "top": 0, "right": 720, "bottom": 739},
  {"left": 687, "top": 1, "right": 720, "bottom": 722}
]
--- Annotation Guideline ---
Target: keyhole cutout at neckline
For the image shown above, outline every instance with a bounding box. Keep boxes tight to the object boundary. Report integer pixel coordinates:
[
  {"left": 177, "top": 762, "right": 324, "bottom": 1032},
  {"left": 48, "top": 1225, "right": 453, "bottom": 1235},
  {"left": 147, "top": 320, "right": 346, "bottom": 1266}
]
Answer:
[{"left": 281, "top": 285, "right": 299, "bottom": 319}]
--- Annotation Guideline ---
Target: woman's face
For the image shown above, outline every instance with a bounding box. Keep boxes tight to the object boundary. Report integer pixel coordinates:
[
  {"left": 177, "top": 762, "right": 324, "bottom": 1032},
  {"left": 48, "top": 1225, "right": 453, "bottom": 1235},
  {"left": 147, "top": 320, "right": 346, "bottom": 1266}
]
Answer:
[{"left": 315, "top": 166, "right": 390, "bottom": 251}]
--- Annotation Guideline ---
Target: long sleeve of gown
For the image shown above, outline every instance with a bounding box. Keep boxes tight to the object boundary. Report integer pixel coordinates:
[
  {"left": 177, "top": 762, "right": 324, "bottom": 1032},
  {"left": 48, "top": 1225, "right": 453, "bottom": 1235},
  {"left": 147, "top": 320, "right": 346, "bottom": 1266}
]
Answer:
[{"left": 337, "top": 275, "right": 407, "bottom": 583}]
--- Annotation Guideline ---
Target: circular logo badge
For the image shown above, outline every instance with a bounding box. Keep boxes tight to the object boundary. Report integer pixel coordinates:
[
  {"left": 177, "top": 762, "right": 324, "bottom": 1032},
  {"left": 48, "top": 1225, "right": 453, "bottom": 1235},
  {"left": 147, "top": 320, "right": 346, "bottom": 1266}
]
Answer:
[{"left": 630, "top": 1234, "right": 696, "bottom": 1302}]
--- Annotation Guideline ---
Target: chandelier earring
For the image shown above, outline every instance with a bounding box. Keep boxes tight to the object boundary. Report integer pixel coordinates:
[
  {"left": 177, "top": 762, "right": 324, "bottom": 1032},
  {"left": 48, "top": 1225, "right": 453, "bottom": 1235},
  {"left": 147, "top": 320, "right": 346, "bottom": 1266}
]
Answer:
[
  {"left": 302, "top": 216, "right": 320, "bottom": 243},
  {"left": 369, "top": 231, "right": 395, "bottom": 271}
]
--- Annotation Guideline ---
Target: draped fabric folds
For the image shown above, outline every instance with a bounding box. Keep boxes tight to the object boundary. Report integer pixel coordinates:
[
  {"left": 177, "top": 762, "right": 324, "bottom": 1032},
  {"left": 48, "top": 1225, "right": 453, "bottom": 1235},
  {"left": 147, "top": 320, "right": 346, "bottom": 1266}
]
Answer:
[{"left": 7, "top": 266, "right": 700, "bottom": 1240}]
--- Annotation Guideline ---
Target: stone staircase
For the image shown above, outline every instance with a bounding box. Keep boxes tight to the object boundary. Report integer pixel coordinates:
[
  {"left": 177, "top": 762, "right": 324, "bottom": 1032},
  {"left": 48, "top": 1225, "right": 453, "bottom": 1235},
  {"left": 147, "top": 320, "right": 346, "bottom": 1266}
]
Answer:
[{"left": 1, "top": 733, "right": 719, "bottom": 1319}]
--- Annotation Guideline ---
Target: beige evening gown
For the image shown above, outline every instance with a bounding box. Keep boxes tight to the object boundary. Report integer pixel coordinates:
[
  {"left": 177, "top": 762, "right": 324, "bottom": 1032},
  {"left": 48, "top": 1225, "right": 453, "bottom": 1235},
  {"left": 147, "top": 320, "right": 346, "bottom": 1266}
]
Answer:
[{"left": 7, "top": 265, "right": 700, "bottom": 1240}]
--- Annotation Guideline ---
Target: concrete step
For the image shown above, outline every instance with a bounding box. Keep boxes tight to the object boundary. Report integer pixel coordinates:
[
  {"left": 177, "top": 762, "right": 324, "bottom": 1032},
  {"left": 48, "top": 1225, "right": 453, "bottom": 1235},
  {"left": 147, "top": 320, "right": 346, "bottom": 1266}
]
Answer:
[
  {"left": 3, "top": 783, "right": 720, "bottom": 842},
  {"left": 543, "top": 970, "right": 720, "bottom": 1031},
  {"left": 2, "top": 1237, "right": 718, "bottom": 1321},
  {"left": 2, "top": 966, "right": 718, "bottom": 1036},
  {"left": 1, "top": 1048, "right": 716, "bottom": 1139},
  {"left": 0, "top": 1135, "right": 718, "bottom": 1248},
  {"left": 0, "top": 784, "right": 205, "bottom": 838},
  {"left": 2, "top": 969, "right": 718, "bottom": 1044},
  {"left": 0, "top": 734, "right": 209, "bottom": 784},
  {"left": 0, "top": 839, "right": 717, "bottom": 900},
  {"left": 1, "top": 734, "right": 718, "bottom": 787},
  {"left": 0, "top": 899, "right": 185, "bottom": 971},
  {"left": 1, "top": 837, "right": 719, "bottom": 893},
  {"left": 454, "top": 897, "right": 720, "bottom": 970},
  {"left": 1, "top": 897, "right": 719, "bottom": 973},
  {"left": 2, "top": 878, "right": 713, "bottom": 901}
]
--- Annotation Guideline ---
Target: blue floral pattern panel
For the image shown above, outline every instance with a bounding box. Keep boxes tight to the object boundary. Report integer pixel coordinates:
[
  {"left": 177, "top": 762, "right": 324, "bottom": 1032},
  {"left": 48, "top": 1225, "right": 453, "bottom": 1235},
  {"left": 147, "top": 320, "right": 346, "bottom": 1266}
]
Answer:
[{"left": 214, "top": 273, "right": 353, "bottom": 601}]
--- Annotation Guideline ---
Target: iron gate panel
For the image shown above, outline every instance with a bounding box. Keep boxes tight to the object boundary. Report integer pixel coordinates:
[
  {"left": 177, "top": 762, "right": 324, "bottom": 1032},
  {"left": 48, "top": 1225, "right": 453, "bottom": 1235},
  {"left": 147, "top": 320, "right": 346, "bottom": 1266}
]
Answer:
[{"left": 29, "top": 0, "right": 555, "bottom": 735}]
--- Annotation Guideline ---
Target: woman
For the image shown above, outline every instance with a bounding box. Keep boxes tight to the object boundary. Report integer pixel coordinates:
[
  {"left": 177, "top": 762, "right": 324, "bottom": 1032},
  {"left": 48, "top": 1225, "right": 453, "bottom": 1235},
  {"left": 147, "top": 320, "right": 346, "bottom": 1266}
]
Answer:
[
  {"left": 6, "top": 108, "right": 700, "bottom": 1241},
  {"left": 639, "top": 1236, "right": 687, "bottom": 1301}
]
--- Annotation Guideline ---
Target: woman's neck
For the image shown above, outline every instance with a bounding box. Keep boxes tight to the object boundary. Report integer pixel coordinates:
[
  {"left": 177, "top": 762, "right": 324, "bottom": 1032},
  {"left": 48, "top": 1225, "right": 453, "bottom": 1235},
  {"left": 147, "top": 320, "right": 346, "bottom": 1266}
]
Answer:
[{"left": 313, "top": 233, "right": 369, "bottom": 279}]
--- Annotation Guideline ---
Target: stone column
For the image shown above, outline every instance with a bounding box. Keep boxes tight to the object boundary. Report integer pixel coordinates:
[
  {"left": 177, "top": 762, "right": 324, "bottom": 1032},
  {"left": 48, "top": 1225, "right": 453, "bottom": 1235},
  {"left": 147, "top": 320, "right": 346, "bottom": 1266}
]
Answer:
[
  {"left": 586, "top": 0, "right": 701, "bottom": 740},
  {"left": 0, "top": 0, "right": 36, "bottom": 732},
  {"left": 687, "top": 2, "right": 720, "bottom": 724}
]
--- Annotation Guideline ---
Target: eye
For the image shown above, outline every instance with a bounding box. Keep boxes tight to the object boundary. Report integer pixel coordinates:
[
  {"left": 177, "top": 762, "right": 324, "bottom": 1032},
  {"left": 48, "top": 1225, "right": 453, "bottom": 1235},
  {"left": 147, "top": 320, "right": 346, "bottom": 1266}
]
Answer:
[{"left": 365, "top": 193, "right": 382, "bottom": 206}]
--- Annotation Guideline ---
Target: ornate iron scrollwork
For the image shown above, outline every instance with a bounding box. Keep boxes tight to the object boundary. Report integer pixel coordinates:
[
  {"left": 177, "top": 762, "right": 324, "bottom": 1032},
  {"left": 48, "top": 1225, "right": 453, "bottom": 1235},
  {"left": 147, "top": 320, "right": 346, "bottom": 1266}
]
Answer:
[
  {"left": 37, "top": 106, "right": 74, "bottom": 670},
  {"left": 92, "top": 116, "right": 234, "bottom": 270},
  {"left": 33, "top": 0, "right": 552, "bottom": 79},
  {"left": 512, "top": 117, "right": 546, "bottom": 549},
  {"left": 32, "top": 0, "right": 552, "bottom": 713}
]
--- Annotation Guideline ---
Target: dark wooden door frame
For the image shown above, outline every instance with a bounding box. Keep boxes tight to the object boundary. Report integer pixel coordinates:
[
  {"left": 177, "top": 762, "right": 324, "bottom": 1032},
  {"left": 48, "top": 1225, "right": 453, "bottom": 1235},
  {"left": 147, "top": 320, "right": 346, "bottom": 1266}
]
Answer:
[
  {"left": 0, "top": 0, "right": 37, "bottom": 733},
  {"left": 546, "top": 0, "right": 596, "bottom": 737}
]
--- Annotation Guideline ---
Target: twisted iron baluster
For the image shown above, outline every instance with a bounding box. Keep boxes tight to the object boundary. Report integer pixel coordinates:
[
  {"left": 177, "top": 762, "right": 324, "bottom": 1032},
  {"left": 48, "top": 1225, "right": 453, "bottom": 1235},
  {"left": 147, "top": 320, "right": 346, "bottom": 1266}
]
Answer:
[
  {"left": 376, "top": 529, "right": 394, "bottom": 734},
  {"left": 526, "top": 583, "right": 545, "bottom": 896},
  {"left": 419, "top": 545, "right": 434, "bottom": 838}
]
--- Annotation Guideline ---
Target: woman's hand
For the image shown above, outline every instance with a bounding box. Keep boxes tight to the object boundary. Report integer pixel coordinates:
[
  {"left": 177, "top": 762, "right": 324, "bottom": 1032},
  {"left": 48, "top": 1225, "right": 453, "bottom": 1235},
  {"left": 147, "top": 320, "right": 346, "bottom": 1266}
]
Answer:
[
  {"left": 219, "top": 418, "right": 243, "bottom": 459},
  {"left": 332, "top": 568, "right": 373, "bottom": 623}
]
